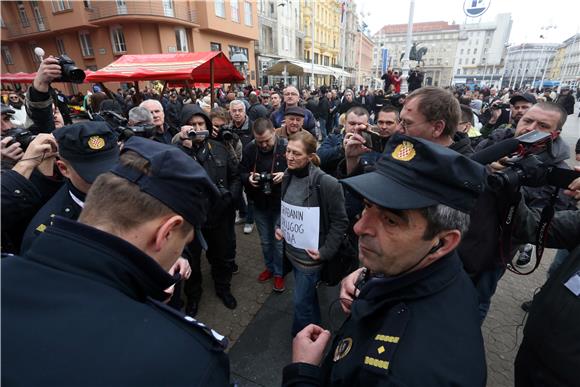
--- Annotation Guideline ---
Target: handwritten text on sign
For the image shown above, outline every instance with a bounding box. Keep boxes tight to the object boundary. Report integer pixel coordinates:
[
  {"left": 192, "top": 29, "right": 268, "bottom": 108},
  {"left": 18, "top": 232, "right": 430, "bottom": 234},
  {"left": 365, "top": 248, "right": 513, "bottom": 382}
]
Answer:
[{"left": 281, "top": 201, "right": 320, "bottom": 250}]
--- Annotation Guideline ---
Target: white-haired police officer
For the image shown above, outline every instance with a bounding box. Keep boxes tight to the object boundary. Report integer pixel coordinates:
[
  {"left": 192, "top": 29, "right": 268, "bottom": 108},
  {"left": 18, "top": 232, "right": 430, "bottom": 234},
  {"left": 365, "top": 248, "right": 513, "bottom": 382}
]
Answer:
[
  {"left": 1, "top": 137, "right": 229, "bottom": 386},
  {"left": 283, "top": 134, "right": 488, "bottom": 387}
]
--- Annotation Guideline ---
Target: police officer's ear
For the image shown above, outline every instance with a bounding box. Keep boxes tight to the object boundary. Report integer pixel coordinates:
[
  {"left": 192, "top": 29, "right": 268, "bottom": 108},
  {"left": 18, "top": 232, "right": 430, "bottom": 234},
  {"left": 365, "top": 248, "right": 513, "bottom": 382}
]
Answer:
[
  {"left": 153, "top": 215, "right": 186, "bottom": 249},
  {"left": 427, "top": 230, "right": 462, "bottom": 259}
]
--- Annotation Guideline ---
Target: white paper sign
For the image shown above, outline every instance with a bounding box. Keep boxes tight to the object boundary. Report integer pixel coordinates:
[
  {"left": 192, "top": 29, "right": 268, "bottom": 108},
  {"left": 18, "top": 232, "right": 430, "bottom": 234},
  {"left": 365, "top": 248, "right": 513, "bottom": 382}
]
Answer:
[{"left": 281, "top": 201, "right": 320, "bottom": 250}]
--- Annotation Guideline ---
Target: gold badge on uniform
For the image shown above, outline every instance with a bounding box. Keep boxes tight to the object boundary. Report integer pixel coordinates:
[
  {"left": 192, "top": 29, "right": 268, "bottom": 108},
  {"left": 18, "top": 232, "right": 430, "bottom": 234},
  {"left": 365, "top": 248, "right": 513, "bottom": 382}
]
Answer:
[
  {"left": 333, "top": 337, "right": 353, "bottom": 362},
  {"left": 391, "top": 141, "right": 416, "bottom": 162},
  {"left": 88, "top": 136, "right": 106, "bottom": 150}
]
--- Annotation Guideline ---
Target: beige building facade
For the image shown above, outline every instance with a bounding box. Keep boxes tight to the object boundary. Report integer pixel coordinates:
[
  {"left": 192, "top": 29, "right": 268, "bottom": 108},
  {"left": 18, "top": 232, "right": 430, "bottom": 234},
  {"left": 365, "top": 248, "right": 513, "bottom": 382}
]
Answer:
[
  {"left": 1, "top": 0, "right": 259, "bottom": 92},
  {"left": 354, "top": 30, "right": 373, "bottom": 88}
]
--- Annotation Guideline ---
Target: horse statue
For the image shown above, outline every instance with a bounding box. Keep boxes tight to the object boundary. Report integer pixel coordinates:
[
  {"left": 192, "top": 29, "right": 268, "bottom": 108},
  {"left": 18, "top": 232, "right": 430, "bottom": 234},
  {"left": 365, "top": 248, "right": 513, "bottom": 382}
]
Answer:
[{"left": 400, "top": 43, "right": 428, "bottom": 67}]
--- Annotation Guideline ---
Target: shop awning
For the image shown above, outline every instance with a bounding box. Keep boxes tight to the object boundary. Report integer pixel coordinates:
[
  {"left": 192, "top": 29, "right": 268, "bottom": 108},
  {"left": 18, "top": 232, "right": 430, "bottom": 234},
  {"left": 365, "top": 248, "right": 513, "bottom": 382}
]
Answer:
[
  {"left": 85, "top": 51, "right": 244, "bottom": 83},
  {"left": 266, "top": 59, "right": 350, "bottom": 78},
  {"left": 1, "top": 72, "right": 36, "bottom": 83}
]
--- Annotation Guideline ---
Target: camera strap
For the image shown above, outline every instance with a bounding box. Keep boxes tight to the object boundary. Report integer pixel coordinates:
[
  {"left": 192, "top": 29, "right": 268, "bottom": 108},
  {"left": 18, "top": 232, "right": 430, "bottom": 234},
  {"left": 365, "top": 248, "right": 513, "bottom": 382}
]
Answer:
[{"left": 507, "top": 188, "right": 557, "bottom": 275}]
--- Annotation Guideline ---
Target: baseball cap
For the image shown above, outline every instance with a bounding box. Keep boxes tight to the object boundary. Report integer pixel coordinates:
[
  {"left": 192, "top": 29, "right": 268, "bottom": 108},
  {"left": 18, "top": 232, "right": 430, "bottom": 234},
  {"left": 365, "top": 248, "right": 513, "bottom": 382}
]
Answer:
[
  {"left": 54, "top": 122, "right": 119, "bottom": 184},
  {"left": 341, "top": 134, "right": 486, "bottom": 213},
  {"left": 1, "top": 103, "right": 15, "bottom": 116},
  {"left": 284, "top": 106, "right": 306, "bottom": 117},
  {"left": 110, "top": 137, "right": 219, "bottom": 249},
  {"left": 509, "top": 93, "right": 537, "bottom": 105}
]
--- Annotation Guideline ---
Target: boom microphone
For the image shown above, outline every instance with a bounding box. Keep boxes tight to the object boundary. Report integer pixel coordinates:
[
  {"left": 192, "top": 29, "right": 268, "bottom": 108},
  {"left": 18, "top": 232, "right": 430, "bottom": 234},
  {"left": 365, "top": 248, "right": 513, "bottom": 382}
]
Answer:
[{"left": 470, "top": 138, "right": 520, "bottom": 165}]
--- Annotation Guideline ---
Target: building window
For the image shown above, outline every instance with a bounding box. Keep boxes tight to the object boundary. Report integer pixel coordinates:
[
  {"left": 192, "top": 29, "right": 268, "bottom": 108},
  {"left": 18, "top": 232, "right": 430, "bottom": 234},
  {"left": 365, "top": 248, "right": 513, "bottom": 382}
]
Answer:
[
  {"left": 56, "top": 37, "right": 66, "bottom": 55},
  {"left": 79, "top": 31, "right": 94, "bottom": 57},
  {"left": 175, "top": 28, "right": 188, "bottom": 52},
  {"left": 83, "top": 0, "right": 92, "bottom": 8},
  {"left": 17, "top": 2, "right": 30, "bottom": 27},
  {"left": 110, "top": 26, "right": 126, "bottom": 54},
  {"left": 2, "top": 47, "right": 14, "bottom": 65},
  {"left": 460, "top": 49, "right": 464, "bottom": 54},
  {"left": 51, "top": 0, "right": 72, "bottom": 12},
  {"left": 231, "top": 0, "right": 239, "bottom": 22},
  {"left": 210, "top": 42, "right": 221, "bottom": 51},
  {"left": 472, "top": 58, "right": 476, "bottom": 64},
  {"left": 115, "top": 0, "right": 127, "bottom": 14},
  {"left": 473, "top": 48, "right": 477, "bottom": 54},
  {"left": 244, "top": 1, "right": 253, "bottom": 26},
  {"left": 459, "top": 58, "right": 462, "bottom": 65},
  {"left": 437, "top": 58, "right": 442, "bottom": 65},
  {"left": 457, "top": 68, "right": 461, "bottom": 75},
  {"left": 324, "top": 56, "right": 329, "bottom": 66},
  {"left": 0, "top": 17, "right": 5, "bottom": 27},
  {"left": 229, "top": 45, "right": 248, "bottom": 58},
  {"left": 162, "top": 0, "right": 174, "bottom": 17},
  {"left": 314, "top": 53, "right": 319, "bottom": 64},
  {"left": 215, "top": 0, "right": 225, "bottom": 18},
  {"left": 467, "top": 48, "right": 470, "bottom": 54}
]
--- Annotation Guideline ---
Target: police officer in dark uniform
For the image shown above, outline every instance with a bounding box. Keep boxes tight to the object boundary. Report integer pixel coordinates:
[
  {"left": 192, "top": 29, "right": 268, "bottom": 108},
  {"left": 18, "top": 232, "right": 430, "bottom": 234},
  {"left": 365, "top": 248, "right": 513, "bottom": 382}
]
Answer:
[
  {"left": 1, "top": 137, "right": 229, "bottom": 386},
  {"left": 19, "top": 121, "right": 119, "bottom": 254},
  {"left": 173, "top": 104, "right": 241, "bottom": 316},
  {"left": 282, "top": 134, "right": 487, "bottom": 387}
]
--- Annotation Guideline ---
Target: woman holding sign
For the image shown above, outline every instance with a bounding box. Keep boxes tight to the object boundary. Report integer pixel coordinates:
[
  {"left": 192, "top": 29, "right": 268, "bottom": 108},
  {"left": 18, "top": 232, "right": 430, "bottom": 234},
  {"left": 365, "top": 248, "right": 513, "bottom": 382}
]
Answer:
[{"left": 276, "top": 131, "right": 349, "bottom": 336}]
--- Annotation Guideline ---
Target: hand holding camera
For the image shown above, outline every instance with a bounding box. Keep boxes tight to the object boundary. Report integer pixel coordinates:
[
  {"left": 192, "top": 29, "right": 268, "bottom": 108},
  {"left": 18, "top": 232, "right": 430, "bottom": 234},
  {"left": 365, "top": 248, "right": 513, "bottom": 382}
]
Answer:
[{"left": 34, "top": 56, "right": 62, "bottom": 93}]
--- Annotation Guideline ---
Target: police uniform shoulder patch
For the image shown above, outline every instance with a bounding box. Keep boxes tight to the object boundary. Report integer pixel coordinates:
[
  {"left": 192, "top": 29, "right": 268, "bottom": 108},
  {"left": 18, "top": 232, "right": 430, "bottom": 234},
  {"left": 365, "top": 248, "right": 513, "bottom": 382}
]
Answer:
[
  {"left": 392, "top": 141, "right": 416, "bottom": 161},
  {"left": 333, "top": 337, "right": 353, "bottom": 362},
  {"left": 88, "top": 136, "right": 105, "bottom": 150}
]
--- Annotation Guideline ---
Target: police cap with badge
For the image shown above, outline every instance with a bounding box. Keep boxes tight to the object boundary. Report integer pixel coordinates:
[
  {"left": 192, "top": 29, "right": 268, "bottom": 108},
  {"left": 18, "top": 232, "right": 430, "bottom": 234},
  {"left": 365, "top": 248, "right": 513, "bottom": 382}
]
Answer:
[
  {"left": 53, "top": 121, "right": 120, "bottom": 183},
  {"left": 110, "top": 136, "right": 219, "bottom": 250},
  {"left": 341, "top": 133, "right": 486, "bottom": 213}
]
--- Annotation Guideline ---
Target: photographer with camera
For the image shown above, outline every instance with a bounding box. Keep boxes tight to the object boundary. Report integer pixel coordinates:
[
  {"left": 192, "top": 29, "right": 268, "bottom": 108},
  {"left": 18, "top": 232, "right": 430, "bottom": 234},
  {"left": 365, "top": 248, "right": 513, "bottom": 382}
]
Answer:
[
  {"left": 25, "top": 54, "right": 78, "bottom": 134},
  {"left": 172, "top": 104, "right": 241, "bottom": 315},
  {"left": 1, "top": 104, "right": 24, "bottom": 166},
  {"left": 240, "top": 118, "right": 288, "bottom": 291},
  {"left": 479, "top": 93, "right": 536, "bottom": 139}
]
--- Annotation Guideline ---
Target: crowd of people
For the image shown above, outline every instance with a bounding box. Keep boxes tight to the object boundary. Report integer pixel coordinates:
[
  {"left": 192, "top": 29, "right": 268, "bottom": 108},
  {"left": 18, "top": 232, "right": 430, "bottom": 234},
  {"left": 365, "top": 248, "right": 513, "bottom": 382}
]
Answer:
[{"left": 1, "top": 55, "right": 579, "bottom": 386}]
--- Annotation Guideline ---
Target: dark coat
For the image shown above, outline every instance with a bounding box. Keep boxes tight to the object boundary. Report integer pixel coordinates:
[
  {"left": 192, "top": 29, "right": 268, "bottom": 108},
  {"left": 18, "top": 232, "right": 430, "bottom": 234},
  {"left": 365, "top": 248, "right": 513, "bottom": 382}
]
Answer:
[
  {"left": 239, "top": 136, "right": 287, "bottom": 210},
  {"left": 25, "top": 85, "right": 56, "bottom": 134},
  {"left": 451, "top": 132, "right": 475, "bottom": 157},
  {"left": 20, "top": 181, "right": 82, "bottom": 254},
  {"left": 512, "top": 204, "right": 580, "bottom": 386},
  {"left": 182, "top": 139, "right": 241, "bottom": 227},
  {"left": 318, "top": 96, "right": 330, "bottom": 121},
  {"left": 1, "top": 217, "right": 230, "bottom": 386},
  {"left": 556, "top": 93, "right": 575, "bottom": 115},
  {"left": 247, "top": 102, "right": 270, "bottom": 121},
  {"left": 282, "top": 253, "right": 487, "bottom": 386}
]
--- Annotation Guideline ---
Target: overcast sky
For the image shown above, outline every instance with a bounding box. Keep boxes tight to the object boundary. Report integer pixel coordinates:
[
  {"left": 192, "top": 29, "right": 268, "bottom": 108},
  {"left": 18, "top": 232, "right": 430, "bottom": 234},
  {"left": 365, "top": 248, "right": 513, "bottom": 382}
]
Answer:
[{"left": 355, "top": 0, "right": 579, "bottom": 45}]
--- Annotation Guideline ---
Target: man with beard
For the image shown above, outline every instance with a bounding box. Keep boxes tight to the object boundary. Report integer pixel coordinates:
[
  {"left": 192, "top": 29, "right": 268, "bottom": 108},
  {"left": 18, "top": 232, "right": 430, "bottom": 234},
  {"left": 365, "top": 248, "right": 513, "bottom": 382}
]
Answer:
[{"left": 479, "top": 93, "right": 536, "bottom": 140}]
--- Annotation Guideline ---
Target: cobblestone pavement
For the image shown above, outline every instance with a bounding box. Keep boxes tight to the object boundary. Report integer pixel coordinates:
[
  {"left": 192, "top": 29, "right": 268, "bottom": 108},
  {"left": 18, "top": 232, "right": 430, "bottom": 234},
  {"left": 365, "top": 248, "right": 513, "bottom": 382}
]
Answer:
[{"left": 194, "top": 223, "right": 558, "bottom": 386}]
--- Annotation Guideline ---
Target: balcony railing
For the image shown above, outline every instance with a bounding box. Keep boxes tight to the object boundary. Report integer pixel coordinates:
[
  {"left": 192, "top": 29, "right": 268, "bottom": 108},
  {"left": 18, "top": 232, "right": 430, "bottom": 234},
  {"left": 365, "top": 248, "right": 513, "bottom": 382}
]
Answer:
[
  {"left": 5, "top": 17, "right": 50, "bottom": 38},
  {"left": 88, "top": 1, "right": 197, "bottom": 24}
]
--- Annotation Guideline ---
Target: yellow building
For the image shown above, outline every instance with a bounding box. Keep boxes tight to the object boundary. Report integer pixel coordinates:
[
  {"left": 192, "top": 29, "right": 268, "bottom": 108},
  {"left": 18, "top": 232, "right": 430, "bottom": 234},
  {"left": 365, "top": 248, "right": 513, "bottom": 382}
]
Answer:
[
  {"left": 301, "top": 0, "right": 340, "bottom": 86},
  {"left": 548, "top": 45, "right": 566, "bottom": 81}
]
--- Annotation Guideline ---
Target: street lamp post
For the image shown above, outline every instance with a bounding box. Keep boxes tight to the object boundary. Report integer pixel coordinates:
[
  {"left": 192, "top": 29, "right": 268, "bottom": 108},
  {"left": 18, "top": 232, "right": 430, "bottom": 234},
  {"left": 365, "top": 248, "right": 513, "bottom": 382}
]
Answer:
[{"left": 400, "top": 0, "right": 415, "bottom": 94}]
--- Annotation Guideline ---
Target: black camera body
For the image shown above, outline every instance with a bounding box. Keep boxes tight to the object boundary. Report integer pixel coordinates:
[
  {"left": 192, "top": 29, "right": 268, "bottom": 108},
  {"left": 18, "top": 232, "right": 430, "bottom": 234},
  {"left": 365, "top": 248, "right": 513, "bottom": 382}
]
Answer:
[
  {"left": 4, "top": 128, "right": 36, "bottom": 150},
  {"left": 188, "top": 130, "right": 209, "bottom": 141},
  {"left": 361, "top": 127, "right": 388, "bottom": 153},
  {"left": 491, "top": 103, "right": 510, "bottom": 110},
  {"left": 220, "top": 128, "right": 234, "bottom": 141},
  {"left": 54, "top": 55, "right": 86, "bottom": 84},
  {"left": 487, "top": 131, "right": 578, "bottom": 191},
  {"left": 255, "top": 171, "right": 273, "bottom": 195}
]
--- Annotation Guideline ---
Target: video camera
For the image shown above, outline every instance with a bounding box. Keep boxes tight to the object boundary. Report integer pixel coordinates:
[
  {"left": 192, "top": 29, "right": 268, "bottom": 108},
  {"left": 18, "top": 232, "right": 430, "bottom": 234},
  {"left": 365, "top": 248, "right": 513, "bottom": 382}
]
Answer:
[
  {"left": 219, "top": 127, "right": 234, "bottom": 141},
  {"left": 188, "top": 130, "right": 209, "bottom": 141},
  {"left": 3, "top": 128, "right": 36, "bottom": 151},
  {"left": 255, "top": 171, "right": 273, "bottom": 195},
  {"left": 98, "top": 110, "right": 156, "bottom": 142},
  {"left": 471, "top": 130, "right": 580, "bottom": 191}
]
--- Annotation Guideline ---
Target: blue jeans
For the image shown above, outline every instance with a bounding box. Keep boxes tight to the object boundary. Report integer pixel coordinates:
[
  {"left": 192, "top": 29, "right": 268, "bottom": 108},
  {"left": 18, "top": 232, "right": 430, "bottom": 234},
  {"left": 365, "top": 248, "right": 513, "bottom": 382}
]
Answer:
[
  {"left": 292, "top": 265, "right": 321, "bottom": 336},
  {"left": 475, "top": 266, "right": 506, "bottom": 324},
  {"left": 254, "top": 206, "right": 283, "bottom": 276},
  {"left": 239, "top": 194, "right": 254, "bottom": 224}
]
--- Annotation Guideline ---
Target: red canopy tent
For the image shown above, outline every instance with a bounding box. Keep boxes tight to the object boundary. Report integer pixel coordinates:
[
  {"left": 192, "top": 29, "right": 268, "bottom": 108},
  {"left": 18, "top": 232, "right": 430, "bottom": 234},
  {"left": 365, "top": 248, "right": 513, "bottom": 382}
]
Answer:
[
  {"left": 85, "top": 51, "right": 243, "bottom": 106},
  {"left": 1, "top": 72, "right": 37, "bottom": 83}
]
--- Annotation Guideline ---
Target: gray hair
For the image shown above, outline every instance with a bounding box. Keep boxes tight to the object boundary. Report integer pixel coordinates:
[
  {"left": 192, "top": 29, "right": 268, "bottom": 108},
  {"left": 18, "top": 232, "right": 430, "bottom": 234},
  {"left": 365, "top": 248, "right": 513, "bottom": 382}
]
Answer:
[
  {"left": 139, "top": 99, "right": 163, "bottom": 111},
  {"left": 128, "top": 106, "right": 153, "bottom": 125},
  {"left": 420, "top": 204, "right": 470, "bottom": 239},
  {"left": 229, "top": 99, "right": 246, "bottom": 112}
]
